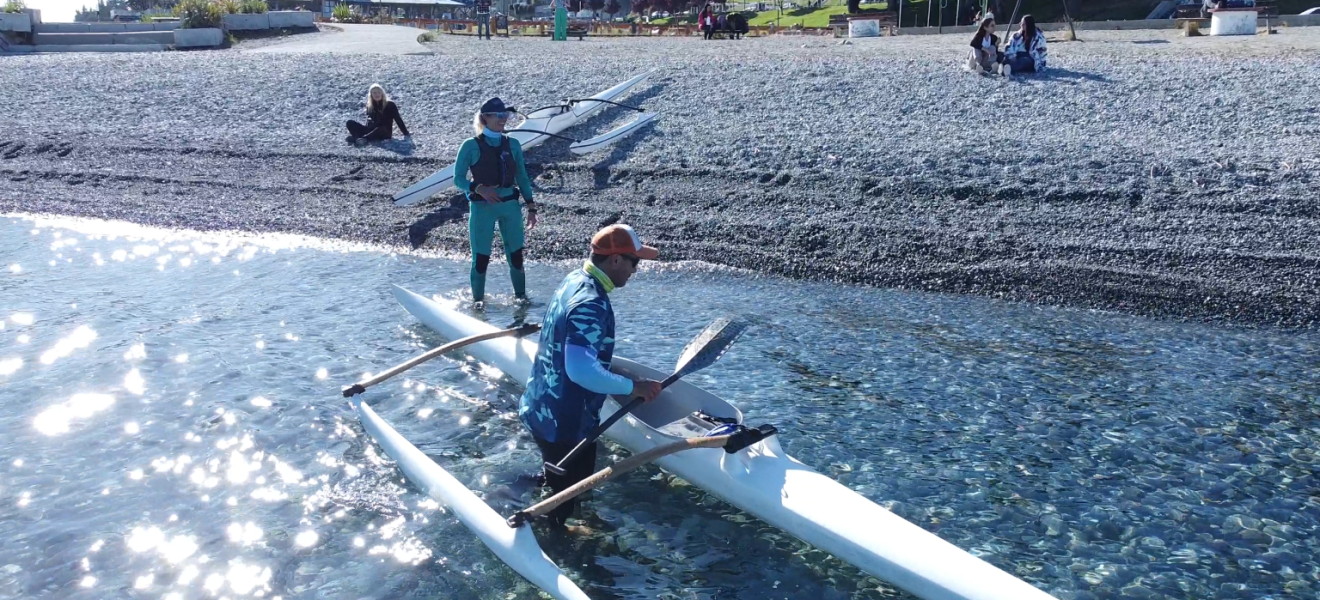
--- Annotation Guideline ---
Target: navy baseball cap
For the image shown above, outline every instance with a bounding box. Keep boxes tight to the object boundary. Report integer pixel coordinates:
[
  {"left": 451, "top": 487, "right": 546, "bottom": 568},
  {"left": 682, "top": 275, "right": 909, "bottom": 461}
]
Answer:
[{"left": 480, "top": 98, "right": 515, "bottom": 114}]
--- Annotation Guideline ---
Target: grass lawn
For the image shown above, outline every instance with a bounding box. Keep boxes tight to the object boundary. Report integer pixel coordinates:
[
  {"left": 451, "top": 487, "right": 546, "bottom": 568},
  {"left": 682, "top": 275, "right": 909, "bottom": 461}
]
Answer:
[
  {"left": 747, "top": 3, "right": 891, "bottom": 27},
  {"left": 650, "top": 2, "right": 893, "bottom": 28},
  {"left": 642, "top": 0, "right": 1320, "bottom": 29}
]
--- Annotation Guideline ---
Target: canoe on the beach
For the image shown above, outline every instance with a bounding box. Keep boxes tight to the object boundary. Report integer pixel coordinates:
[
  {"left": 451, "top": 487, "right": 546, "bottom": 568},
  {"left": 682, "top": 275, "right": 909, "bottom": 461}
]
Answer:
[
  {"left": 362, "top": 284, "right": 1059, "bottom": 600},
  {"left": 392, "top": 71, "right": 656, "bottom": 207}
]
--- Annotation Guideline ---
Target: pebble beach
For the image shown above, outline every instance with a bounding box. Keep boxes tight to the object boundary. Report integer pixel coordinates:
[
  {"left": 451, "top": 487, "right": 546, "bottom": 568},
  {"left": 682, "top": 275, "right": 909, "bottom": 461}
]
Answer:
[{"left": 1, "top": 26, "right": 1317, "bottom": 328}]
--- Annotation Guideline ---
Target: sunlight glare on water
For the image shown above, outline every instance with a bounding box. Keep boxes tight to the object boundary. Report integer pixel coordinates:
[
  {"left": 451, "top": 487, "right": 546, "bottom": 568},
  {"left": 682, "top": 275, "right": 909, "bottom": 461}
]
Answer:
[
  {"left": 39, "top": 325, "right": 97, "bottom": 365},
  {"left": 0, "top": 214, "right": 1317, "bottom": 600},
  {"left": 33, "top": 393, "right": 116, "bottom": 436},
  {"left": 124, "top": 368, "right": 146, "bottom": 395}
]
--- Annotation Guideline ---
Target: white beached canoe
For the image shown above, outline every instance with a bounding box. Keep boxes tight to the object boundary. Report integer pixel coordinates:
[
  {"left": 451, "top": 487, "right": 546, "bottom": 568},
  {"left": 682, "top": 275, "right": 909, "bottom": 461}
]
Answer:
[{"left": 393, "top": 71, "right": 655, "bottom": 207}]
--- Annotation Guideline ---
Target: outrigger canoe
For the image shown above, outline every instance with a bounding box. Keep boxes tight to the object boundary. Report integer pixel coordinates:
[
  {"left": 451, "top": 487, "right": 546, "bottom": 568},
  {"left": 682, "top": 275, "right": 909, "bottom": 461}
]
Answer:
[
  {"left": 355, "top": 285, "right": 1059, "bottom": 600},
  {"left": 393, "top": 71, "right": 658, "bottom": 207},
  {"left": 349, "top": 393, "right": 591, "bottom": 600}
]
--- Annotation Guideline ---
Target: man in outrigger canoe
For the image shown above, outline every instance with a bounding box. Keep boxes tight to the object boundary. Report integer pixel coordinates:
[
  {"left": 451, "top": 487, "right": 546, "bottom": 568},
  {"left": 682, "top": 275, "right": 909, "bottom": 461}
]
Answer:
[
  {"left": 520, "top": 224, "right": 664, "bottom": 529},
  {"left": 454, "top": 98, "right": 538, "bottom": 306}
]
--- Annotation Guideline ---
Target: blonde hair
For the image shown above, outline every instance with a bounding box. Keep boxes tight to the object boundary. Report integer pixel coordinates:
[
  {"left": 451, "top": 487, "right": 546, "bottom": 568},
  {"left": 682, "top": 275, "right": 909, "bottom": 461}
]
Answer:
[
  {"left": 472, "top": 111, "right": 487, "bottom": 136},
  {"left": 366, "top": 84, "right": 388, "bottom": 113}
]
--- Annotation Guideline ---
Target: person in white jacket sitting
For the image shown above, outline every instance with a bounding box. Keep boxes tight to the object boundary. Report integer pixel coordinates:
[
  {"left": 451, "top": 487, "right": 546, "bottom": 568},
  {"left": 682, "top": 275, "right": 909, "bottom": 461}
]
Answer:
[{"left": 998, "top": 14, "right": 1047, "bottom": 77}]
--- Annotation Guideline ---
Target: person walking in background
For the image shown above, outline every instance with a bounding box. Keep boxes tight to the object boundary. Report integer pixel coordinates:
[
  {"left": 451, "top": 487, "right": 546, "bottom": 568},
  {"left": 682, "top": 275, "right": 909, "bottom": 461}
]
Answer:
[
  {"left": 698, "top": 3, "right": 714, "bottom": 39},
  {"left": 345, "top": 84, "right": 410, "bottom": 144},
  {"left": 553, "top": 0, "right": 568, "bottom": 40},
  {"left": 998, "top": 14, "right": 1046, "bottom": 76},
  {"left": 964, "top": 0, "right": 979, "bottom": 25},
  {"left": 475, "top": 0, "right": 492, "bottom": 40}
]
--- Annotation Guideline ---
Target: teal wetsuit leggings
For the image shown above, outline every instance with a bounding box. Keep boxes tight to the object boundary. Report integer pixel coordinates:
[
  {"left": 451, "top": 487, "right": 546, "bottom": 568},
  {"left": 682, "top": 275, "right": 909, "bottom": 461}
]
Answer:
[{"left": 469, "top": 199, "right": 526, "bottom": 302}]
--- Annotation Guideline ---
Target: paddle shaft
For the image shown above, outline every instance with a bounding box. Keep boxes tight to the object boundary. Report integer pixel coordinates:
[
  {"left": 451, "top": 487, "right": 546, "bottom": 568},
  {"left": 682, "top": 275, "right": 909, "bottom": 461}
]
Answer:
[
  {"left": 515, "top": 435, "right": 732, "bottom": 527},
  {"left": 510, "top": 423, "right": 776, "bottom": 528},
  {"left": 545, "top": 369, "right": 683, "bottom": 475},
  {"left": 343, "top": 323, "right": 541, "bottom": 397}
]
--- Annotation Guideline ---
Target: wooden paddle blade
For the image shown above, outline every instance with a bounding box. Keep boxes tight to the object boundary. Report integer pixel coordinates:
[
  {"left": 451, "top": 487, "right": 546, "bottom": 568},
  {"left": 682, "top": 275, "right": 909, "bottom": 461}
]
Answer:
[{"left": 671, "top": 316, "right": 750, "bottom": 380}]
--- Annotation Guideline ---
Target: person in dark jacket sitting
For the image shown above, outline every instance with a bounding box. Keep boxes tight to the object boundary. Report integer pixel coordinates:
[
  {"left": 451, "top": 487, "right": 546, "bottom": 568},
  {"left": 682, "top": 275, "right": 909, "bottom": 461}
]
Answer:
[
  {"left": 965, "top": 15, "right": 1000, "bottom": 74},
  {"left": 346, "top": 84, "right": 410, "bottom": 144}
]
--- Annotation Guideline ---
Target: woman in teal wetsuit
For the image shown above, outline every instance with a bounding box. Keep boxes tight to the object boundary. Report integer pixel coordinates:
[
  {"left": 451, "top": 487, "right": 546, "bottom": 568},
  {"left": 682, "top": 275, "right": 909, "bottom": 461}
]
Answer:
[{"left": 454, "top": 97, "right": 539, "bottom": 305}]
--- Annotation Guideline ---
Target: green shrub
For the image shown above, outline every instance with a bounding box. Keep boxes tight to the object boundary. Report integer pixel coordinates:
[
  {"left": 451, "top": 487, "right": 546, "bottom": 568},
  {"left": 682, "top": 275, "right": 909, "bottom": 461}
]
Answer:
[
  {"left": 3, "top": 0, "right": 25, "bottom": 14},
  {"left": 332, "top": 4, "right": 365, "bottom": 22},
  {"left": 238, "top": 0, "right": 267, "bottom": 14},
  {"left": 173, "top": 0, "right": 223, "bottom": 28},
  {"left": 216, "top": 0, "right": 240, "bottom": 14}
]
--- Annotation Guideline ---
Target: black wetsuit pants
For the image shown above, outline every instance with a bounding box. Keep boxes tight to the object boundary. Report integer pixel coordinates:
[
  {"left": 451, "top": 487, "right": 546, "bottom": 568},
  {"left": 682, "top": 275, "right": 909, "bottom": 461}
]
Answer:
[
  {"left": 346, "top": 120, "right": 391, "bottom": 141},
  {"left": 534, "top": 436, "right": 598, "bottom": 526}
]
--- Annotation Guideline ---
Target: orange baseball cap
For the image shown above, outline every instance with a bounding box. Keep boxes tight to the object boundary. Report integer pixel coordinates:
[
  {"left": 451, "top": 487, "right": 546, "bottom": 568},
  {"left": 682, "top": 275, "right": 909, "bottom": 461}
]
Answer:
[{"left": 591, "top": 224, "right": 659, "bottom": 260}]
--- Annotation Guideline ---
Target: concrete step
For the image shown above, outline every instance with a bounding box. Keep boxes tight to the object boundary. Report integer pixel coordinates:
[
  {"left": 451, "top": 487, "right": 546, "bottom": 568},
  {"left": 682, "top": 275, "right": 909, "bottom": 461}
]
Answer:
[
  {"left": 35, "top": 22, "right": 179, "bottom": 33},
  {"left": 33, "top": 31, "right": 175, "bottom": 45},
  {"left": 19, "top": 43, "right": 166, "bottom": 53}
]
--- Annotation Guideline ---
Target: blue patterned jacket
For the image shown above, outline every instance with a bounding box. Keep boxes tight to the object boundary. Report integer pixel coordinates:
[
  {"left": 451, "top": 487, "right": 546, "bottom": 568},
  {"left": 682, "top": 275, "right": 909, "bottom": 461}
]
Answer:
[
  {"left": 1004, "top": 30, "right": 1048, "bottom": 72},
  {"left": 520, "top": 267, "right": 617, "bottom": 443}
]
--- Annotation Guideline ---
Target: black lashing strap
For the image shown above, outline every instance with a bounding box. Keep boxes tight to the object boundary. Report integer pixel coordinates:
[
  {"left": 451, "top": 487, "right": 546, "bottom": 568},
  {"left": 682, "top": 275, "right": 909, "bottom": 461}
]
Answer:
[{"left": 722, "top": 424, "right": 778, "bottom": 454}]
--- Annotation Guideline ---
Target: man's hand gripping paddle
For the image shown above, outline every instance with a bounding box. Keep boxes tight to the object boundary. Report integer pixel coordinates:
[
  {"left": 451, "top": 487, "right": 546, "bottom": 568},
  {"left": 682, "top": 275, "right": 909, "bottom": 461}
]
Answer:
[{"left": 543, "top": 316, "right": 751, "bottom": 477}]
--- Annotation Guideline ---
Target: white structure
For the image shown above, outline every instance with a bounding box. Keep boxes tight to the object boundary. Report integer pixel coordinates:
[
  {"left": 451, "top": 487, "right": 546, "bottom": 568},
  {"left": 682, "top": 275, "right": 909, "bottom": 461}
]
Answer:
[
  {"left": 1210, "top": 7, "right": 1257, "bottom": 35},
  {"left": 848, "top": 17, "right": 879, "bottom": 37}
]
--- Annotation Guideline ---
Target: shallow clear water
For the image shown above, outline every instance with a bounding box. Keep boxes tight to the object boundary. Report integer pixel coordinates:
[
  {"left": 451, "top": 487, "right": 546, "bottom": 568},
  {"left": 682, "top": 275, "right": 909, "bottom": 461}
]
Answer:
[{"left": 1, "top": 213, "right": 1317, "bottom": 600}]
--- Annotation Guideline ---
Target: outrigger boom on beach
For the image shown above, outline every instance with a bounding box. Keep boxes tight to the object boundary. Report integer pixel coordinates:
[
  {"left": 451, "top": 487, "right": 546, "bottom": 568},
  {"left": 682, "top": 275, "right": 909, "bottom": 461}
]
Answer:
[{"left": 345, "top": 285, "right": 1060, "bottom": 600}]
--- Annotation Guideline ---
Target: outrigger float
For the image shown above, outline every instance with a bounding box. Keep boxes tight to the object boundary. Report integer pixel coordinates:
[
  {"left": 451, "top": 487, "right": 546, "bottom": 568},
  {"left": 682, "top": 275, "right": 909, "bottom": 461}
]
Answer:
[
  {"left": 344, "top": 285, "right": 1059, "bottom": 600},
  {"left": 393, "top": 71, "right": 658, "bottom": 207}
]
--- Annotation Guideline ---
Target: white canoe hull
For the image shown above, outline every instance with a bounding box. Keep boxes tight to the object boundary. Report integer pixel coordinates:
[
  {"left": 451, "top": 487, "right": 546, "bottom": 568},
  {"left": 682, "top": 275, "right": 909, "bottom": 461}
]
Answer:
[
  {"left": 393, "top": 71, "right": 654, "bottom": 207},
  {"left": 349, "top": 395, "right": 591, "bottom": 600},
  {"left": 389, "top": 285, "right": 1057, "bottom": 600}
]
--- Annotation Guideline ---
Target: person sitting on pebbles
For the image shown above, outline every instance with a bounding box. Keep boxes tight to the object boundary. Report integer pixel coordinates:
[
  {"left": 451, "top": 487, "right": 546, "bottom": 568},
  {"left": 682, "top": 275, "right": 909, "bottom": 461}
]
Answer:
[
  {"left": 345, "top": 84, "right": 411, "bottom": 145},
  {"left": 998, "top": 14, "right": 1047, "bottom": 77},
  {"left": 965, "top": 15, "right": 1000, "bottom": 74}
]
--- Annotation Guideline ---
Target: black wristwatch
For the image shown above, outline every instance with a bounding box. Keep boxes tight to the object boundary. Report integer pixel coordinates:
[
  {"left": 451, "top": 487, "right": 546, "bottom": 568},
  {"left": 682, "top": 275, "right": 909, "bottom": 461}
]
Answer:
[{"left": 525, "top": 201, "right": 538, "bottom": 214}]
